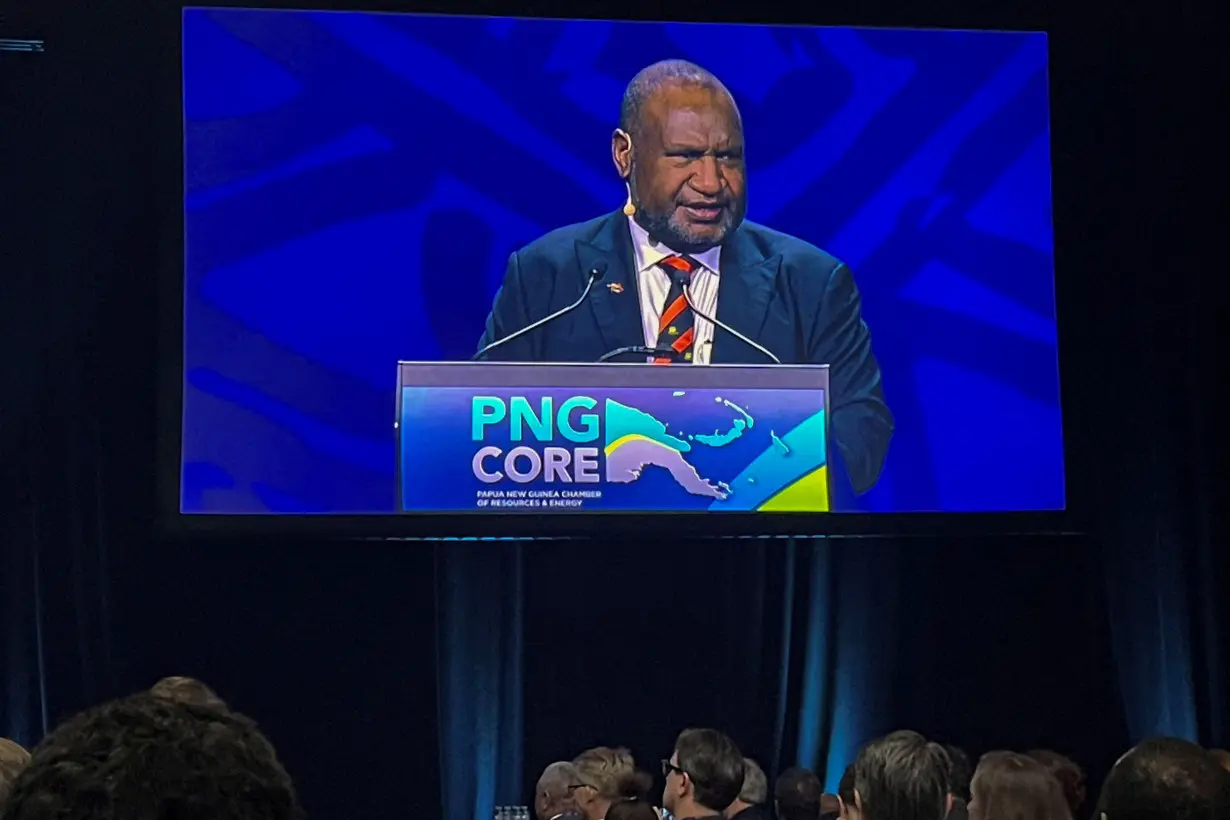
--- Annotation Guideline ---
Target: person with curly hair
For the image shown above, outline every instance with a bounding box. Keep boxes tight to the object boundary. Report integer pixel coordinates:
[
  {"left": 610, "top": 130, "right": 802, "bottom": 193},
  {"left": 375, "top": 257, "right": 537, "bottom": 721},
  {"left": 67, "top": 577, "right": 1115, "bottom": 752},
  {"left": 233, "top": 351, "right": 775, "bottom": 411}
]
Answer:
[
  {"left": 0, "top": 692, "right": 300, "bottom": 820},
  {"left": 149, "top": 675, "right": 227, "bottom": 710}
]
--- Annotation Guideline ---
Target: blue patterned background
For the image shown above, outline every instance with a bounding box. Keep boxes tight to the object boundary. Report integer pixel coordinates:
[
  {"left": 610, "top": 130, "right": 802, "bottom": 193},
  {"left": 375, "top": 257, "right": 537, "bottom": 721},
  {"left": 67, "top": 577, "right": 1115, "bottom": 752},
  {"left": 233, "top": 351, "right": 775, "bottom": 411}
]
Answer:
[{"left": 181, "top": 8, "right": 1063, "bottom": 514}]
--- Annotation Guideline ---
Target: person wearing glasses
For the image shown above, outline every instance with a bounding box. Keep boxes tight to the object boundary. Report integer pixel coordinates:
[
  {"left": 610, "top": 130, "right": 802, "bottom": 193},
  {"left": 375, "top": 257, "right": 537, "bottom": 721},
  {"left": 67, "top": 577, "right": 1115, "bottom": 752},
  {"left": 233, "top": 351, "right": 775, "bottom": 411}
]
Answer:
[
  {"left": 573, "top": 747, "right": 648, "bottom": 820},
  {"left": 662, "top": 728, "right": 745, "bottom": 820},
  {"left": 535, "top": 761, "right": 585, "bottom": 820}
]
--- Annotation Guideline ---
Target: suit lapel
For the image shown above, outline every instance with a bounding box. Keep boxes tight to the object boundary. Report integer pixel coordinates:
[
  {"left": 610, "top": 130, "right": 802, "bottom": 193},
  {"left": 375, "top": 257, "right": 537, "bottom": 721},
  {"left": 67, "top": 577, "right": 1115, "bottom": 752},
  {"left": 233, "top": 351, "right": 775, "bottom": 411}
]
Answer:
[
  {"left": 714, "top": 225, "right": 780, "bottom": 362},
  {"left": 576, "top": 212, "right": 643, "bottom": 353}
]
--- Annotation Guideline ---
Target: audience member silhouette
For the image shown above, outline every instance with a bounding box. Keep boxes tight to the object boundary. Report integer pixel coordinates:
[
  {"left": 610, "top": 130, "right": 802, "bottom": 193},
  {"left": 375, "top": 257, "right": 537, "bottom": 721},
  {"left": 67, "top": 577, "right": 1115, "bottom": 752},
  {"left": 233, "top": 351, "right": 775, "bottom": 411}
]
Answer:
[
  {"left": 149, "top": 675, "right": 227, "bottom": 710},
  {"left": 536, "top": 761, "right": 584, "bottom": 820},
  {"left": 0, "top": 740, "right": 30, "bottom": 808},
  {"left": 853, "top": 730, "right": 951, "bottom": 820},
  {"left": 776, "top": 766, "right": 824, "bottom": 820},
  {"left": 662, "top": 728, "right": 745, "bottom": 819},
  {"left": 726, "top": 758, "right": 769, "bottom": 820},
  {"left": 608, "top": 797, "right": 661, "bottom": 820},
  {"left": 0, "top": 693, "right": 299, "bottom": 820},
  {"left": 1096, "top": 737, "right": 1230, "bottom": 820},
  {"left": 604, "top": 768, "right": 657, "bottom": 820},
  {"left": 1025, "top": 750, "right": 1085, "bottom": 819},
  {"left": 838, "top": 764, "right": 861, "bottom": 820},
  {"left": 573, "top": 747, "right": 642, "bottom": 820},
  {"left": 942, "top": 745, "right": 973, "bottom": 820},
  {"left": 944, "top": 746, "right": 973, "bottom": 803},
  {"left": 968, "top": 751, "right": 1071, "bottom": 820}
]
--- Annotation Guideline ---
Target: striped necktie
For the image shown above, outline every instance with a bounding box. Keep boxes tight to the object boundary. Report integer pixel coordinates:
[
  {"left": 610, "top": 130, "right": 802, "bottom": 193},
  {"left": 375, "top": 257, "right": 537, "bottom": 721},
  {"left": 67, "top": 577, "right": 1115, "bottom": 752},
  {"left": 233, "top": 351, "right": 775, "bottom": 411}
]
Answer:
[{"left": 654, "top": 255, "right": 698, "bottom": 364}]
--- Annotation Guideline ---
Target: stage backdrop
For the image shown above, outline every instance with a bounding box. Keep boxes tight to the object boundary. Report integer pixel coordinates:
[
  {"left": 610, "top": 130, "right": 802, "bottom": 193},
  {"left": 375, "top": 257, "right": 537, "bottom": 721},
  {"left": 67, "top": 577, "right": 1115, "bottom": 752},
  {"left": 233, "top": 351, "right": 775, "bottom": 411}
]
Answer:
[{"left": 181, "top": 10, "right": 1063, "bottom": 514}]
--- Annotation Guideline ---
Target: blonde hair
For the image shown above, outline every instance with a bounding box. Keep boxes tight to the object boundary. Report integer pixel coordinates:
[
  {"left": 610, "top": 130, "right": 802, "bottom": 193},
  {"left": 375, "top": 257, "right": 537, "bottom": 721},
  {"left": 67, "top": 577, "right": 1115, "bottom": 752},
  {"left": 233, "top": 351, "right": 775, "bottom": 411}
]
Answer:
[
  {"left": 0, "top": 737, "right": 31, "bottom": 804},
  {"left": 573, "top": 747, "right": 638, "bottom": 800}
]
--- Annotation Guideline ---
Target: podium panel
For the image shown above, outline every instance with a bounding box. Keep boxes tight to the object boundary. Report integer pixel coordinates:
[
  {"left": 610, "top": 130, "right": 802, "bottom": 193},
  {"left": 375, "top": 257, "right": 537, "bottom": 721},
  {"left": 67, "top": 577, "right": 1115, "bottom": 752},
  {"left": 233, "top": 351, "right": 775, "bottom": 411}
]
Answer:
[{"left": 396, "top": 362, "right": 829, "bottom": 514}]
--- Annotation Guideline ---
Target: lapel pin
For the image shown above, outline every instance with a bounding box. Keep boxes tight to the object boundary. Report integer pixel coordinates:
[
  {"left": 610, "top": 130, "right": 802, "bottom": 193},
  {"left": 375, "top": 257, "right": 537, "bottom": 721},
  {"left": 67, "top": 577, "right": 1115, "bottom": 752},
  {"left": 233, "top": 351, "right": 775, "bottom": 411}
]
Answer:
[{"left": 607, "top": 282, "right": 624, "bottom": 294}]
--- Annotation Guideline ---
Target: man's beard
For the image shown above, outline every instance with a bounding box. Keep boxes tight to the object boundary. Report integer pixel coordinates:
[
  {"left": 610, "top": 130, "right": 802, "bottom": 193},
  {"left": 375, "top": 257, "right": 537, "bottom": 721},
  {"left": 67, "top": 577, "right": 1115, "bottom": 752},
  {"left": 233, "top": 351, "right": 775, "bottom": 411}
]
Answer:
[{"left": 635, "top": 201, "right": 741, "bottom": 253}]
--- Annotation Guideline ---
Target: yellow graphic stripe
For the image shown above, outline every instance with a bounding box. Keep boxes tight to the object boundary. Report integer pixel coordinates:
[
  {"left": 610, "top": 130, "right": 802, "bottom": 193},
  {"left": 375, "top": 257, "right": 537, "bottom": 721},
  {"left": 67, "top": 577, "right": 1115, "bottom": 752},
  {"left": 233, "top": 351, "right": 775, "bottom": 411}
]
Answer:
[
  {"left": 604, "top": 433, "right": 673, "bottom": 456},
  {"left": 756, "top": 466, "right": 830, "bottom": 512}
]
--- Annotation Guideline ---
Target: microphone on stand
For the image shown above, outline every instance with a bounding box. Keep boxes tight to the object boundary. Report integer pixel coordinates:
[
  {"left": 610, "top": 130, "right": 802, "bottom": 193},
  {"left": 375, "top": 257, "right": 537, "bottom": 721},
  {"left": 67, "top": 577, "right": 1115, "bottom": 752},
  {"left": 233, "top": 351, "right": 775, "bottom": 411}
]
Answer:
[
  {"left": 472, "top": 262, "right": 608, "bottom": 361},
  {"left": 667, "top": 268, "right": 782, "bottom": 364},
  {"left": 597, "top": 345, "right": 684, "bottom": 363}
]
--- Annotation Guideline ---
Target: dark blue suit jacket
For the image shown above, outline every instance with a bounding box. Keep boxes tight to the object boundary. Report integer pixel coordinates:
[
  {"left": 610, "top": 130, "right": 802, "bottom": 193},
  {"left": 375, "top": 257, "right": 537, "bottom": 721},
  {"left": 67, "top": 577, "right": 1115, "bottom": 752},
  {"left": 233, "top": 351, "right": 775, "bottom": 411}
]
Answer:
[{"left": 477, "top": 211, "right": 893, "bottom": 494}]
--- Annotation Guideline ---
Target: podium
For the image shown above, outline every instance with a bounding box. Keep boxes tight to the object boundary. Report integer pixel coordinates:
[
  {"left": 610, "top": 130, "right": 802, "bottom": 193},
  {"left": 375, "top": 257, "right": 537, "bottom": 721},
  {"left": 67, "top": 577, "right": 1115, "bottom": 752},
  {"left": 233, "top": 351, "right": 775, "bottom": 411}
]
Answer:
[{"left": 395, "top": 362, "right": 830, "bottom": 514}]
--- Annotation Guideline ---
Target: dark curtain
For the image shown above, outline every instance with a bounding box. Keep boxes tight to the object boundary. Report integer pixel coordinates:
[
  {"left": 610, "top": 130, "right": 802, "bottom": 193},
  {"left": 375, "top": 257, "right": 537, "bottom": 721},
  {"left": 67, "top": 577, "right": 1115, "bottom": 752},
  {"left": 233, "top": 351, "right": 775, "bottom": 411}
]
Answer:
[
  {"left": 1, "top": 0, "right": 152, "bottom": 743},
  {"left": 512, "top": 535, "right": 1128, "bottom": 798},
  {"left": 1056, "top": 0, "right": 1223, "bottom": 748},
  {"left": 2, "top": 2, "right": 1221, "bottom": 820},
  {"left": 437, "top": 544, "right": 525, "bottom": 820}
]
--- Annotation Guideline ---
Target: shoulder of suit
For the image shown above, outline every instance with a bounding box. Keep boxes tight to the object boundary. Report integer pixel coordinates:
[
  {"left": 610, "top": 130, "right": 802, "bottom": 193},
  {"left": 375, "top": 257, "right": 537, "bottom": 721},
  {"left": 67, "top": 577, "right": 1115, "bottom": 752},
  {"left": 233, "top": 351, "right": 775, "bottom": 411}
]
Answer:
[
  {"left": 514, "top": 212, "right": 618, "bottom": 261},
  {"left": 739, "top": 220, "right": 845, "bottom": 272}
]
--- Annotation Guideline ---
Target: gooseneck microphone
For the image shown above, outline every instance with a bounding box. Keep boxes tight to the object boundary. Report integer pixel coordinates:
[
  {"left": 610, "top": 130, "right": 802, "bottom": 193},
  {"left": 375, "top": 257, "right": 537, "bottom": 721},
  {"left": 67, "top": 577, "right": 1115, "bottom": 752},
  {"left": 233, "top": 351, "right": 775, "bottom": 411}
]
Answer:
[
  {"left": 668, "top": 268, "right": 782, "bottom": 364},
  {"left": 472, "top": 262, "right": 608, "bottom": 361},
  {"left": 598, "top": 345, "right": 683, "bottom": 363}
]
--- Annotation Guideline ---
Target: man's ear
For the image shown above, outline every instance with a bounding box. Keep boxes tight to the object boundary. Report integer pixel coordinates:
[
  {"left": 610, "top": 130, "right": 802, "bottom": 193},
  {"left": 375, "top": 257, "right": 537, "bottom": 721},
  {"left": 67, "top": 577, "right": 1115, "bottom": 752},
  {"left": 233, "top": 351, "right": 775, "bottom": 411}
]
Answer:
[
  {"left": 1100, "top": 814, "right": 1108, "bottom": 820},
  {"left": 612, "top": 128, "right": 633, "bottom": 179},
  {"left": 854, "top": 789, "right": 864, "bottom": 813},
  {"left": 946, "top": 794, "right": 953, "bottom": 812}
]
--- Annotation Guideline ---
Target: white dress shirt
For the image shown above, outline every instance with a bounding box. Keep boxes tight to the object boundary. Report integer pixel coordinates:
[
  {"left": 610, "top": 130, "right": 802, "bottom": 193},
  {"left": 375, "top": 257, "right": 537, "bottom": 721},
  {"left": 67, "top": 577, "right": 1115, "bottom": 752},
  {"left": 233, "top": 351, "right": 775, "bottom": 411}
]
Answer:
[{"left": 626, "top": 215, "right": 721, "bottom": 365}]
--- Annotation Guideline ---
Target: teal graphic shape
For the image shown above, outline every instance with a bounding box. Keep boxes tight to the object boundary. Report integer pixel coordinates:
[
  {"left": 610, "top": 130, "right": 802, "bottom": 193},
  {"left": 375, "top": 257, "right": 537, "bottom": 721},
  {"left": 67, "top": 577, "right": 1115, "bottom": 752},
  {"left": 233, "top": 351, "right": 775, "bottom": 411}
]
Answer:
[
  {"left": 604, "top": 399, "right": 690, "bottom": 452},
  {"left": 708, "top": 410, "right": 828, "bottom": 511}
]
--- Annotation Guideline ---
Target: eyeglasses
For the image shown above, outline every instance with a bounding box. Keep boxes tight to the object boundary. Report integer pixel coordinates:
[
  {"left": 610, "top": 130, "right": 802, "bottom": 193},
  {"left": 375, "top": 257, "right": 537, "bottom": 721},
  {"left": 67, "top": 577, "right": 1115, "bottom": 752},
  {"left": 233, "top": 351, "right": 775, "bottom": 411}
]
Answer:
[
  {"left": 567, "top": 783, "right": 597, "bottom": 793},
  {"left": 661, "top": 760, "right": 688, "bottom": 779}
]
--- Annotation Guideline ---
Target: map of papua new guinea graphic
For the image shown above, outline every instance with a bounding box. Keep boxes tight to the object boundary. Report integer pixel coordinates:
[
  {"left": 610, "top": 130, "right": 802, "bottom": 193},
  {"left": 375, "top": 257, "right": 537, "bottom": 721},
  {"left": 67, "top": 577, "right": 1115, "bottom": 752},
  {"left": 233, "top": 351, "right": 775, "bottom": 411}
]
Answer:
[{"left": 603, "top": 396, "right": 754, "bottom": 500}]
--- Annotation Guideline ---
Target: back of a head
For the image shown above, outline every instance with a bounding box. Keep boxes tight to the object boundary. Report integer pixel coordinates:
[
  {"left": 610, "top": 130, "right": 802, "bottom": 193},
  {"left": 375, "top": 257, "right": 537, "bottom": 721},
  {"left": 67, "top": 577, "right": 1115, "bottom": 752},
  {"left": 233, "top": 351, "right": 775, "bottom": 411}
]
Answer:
[
  {"left": 839, "top": 764, "right": 857, "bottom": 809},
  {"left": 603, "top": 765, "right": 654, "bottom": 820},
  {"left": 674, "top": 728, "right": 746, "bottom": 813},
  {"left": 615, "top": 768, "right": 654, "bottom": 803},
  {"left": 1025, "top": 750, "right": 1085, "bottom": 818},
  {"left": 0, "top": 739, "right": 30, "bottom": 807},
  {"left": 606, "top": 799, "right": 660, "bottom": 820},
  {"left": 149, "top": 675, "right": 227, "bottom": 710},
  {"left": 776, "top": 767, "right": 823, "bottom": 820},
  {"left": 537, "top": 761, "right": 581, "bottom": 820},
  {"left": 739, "top": 759, "right": 769, "bottom": 806},
  {"left": 0, "top": 693, "right": 299, "bottom": 820},
  {"left": 574, "top": 747, "right": 639, "bottom": 801},
  {"left": 853, "top": 731, "right": 950, "bottom": 820},
  {"left": 969, "top": 752, "right": 1071, "bottom": 820},
  {"left": 943, "top": 746, "right": 973, "bottom": 802},
  {"left": 1097, "top": 737, "right": 1230, "bottom": 820}
]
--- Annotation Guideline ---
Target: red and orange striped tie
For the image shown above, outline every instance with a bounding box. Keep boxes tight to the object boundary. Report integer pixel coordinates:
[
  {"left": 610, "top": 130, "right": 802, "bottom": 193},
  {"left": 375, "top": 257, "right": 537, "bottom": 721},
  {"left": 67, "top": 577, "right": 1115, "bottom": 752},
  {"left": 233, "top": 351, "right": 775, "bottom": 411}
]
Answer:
[{"left": 654, "top": 255, "right": 697, "bottom": 364}]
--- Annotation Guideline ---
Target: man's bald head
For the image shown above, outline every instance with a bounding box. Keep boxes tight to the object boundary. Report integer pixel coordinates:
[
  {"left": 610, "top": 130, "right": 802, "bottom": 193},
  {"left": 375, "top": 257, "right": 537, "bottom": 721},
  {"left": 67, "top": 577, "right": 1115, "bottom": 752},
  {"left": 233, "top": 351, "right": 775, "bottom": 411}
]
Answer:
[
  {"left": 619, "top": 60, "right": 739, "bottom": 142},
  {"left": 536, "top": 761, "right": 580, "bottom": 820}
]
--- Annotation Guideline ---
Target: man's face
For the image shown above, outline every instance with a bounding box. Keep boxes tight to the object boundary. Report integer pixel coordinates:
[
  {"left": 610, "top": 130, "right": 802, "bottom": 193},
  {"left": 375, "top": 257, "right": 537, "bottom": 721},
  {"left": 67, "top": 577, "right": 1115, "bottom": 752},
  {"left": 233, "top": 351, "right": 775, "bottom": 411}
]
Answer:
[
  {"left": 621, "top": 82, "right": 746, "bottom": 253},
  {"left": 663, "top": 752, "right": 685, "bottom": 813}
]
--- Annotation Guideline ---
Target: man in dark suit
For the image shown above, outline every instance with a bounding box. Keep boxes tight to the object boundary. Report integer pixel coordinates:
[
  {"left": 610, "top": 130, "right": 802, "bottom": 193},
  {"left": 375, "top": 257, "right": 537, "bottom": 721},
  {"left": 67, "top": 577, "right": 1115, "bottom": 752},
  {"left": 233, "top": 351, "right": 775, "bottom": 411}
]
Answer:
[{"left": 478, "top": 59, "right": 893, "bottom": 494}]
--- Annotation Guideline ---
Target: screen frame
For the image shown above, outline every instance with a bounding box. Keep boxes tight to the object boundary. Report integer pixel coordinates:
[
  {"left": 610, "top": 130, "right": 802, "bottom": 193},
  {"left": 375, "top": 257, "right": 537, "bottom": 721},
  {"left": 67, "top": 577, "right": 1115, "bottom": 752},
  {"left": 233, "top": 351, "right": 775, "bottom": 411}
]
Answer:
[{"left": 157, "top": 1, "right": 1085, "bottom": 541}]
